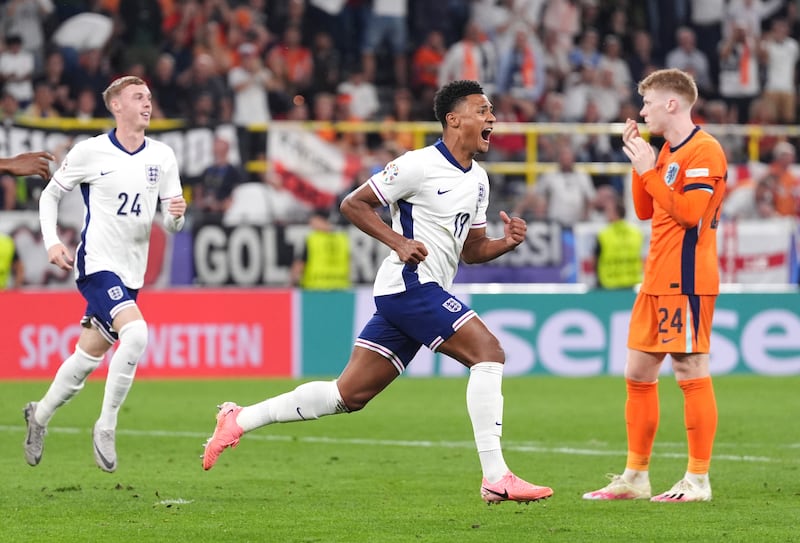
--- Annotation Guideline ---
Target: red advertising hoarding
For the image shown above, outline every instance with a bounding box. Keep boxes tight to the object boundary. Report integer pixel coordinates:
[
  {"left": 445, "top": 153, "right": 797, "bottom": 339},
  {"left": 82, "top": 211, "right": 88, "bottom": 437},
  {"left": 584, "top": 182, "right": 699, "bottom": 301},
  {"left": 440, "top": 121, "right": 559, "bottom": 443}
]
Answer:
[{"left": 0, "top": 289, "right": 292, "bottom": 379}]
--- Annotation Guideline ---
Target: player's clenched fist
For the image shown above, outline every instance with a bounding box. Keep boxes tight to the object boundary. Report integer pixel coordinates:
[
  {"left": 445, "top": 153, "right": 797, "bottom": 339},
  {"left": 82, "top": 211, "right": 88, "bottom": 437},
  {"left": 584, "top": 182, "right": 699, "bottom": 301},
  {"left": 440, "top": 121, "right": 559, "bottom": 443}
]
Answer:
[
  {"left": 395, "top": 238, "right": 428, "bottom": 265},
  {"left": 500, "top": 210, "right": 526, "bottom": 247}
]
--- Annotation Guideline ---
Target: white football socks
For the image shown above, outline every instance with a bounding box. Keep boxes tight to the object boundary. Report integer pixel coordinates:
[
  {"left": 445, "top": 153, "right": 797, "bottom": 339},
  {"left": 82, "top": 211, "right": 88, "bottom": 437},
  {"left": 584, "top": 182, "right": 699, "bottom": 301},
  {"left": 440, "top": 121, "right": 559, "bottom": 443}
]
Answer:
[
  {"left": 467, "top": 362, "right": 509, "bottom": 483},
  {"left": 96, "top": 320, "right": 148, "bottom": 430},
  {"left": 36, "top": 346, "right": 104, "bottom": 426},
  {"left": 685, "top": 471, "right": 711, "bottom": 488},
  {"left": 622, "top": 468, "right": 650, "bottom": 486},
  {"left": 236, "top": 380, "right": 348, "bottom": 432}
]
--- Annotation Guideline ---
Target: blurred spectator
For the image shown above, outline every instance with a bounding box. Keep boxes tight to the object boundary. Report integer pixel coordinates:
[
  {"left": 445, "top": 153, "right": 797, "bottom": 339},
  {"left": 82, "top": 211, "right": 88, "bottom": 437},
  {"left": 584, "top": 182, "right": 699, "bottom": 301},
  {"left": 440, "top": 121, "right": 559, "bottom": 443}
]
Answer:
[
  {"left": 177, "top": 52, "right": 231, "bottom": 123},
  {"left": 724, "top": 0, "right": 785, "bottom": 38},
  {"left": 379, "top": 87, "right": 416, "bottom": 154},
  {"left": 336, "top": 67, "right": 379, "bottom": 120},
  {"left": 572, "top": 100, "right": 615, "bottom": 187},
  {"left": 759, "top": 17, "right": 798, "bottom": 124},
  {"left": 542, "top": 0, "right": 581, "bottom": 60},
  {"left": 290, "top": 208, "right": 351, "bottom": 290},
  {"left": 309, "top": 31, "right": 342, "bottom": 95},
  {"left": 193, "top": 18, "right": 235, "bottom": 76},
  {"left": 703, "top": 99, "right": 746, "bottom": 162},
  {"left": 583, "top": 68, "right": 627, "bottom": 122},
  {"left": 597, "top": 34, "right": 632, "bottom": 100},
  {"left": 229, "top": 42, "right": 274, "bottom": 159},
  {"left": 0, "top": 91, "right": 21, "bottom": 126},
  {"left": 362, "top": 0, "right": 408, "bottom": 87},
  {"left": 511, "top": 0, "right": 548, "bottom": 30},
  {"left": 665, "top": 27, "right": 714, "bottom": 97},
  {"left": 161, "top": 0, "right": 203, "bottom": 75},
  {"left": 331, "top": 0, "right": 371, "bottom": 73},
  {"left": 723, "top": 175, "right": 777, "bottom": 219},
  {"left": 689, "top": 0, "right": 725, "bottom": 84},
  {"left": 599, "top": 6, "right": 632, "bottom": 50},
  {"left": 188, "top": 91, "right": 216, "bottom": 127},
  {"left": 747, "top": 97, "right": 780, "bottom": 161},
  {"left": 20, "top": 79, "right": 60, "bottom": 118},
  {"left": 1, "top": 0, "right": 54, "bottom": 66},
  {"left": 494, "top": 27, "right": 546, "bottom": 103},
  {"left": 438, "top": 19, "right": 496, "bottom": 93},
  {"left": 118, "top": 0, "right": 163, "bottom": 69},
  {"left": 563, "top": 63, "right": 597, "bottom": 121},
  {"left": 73, "top": 87, "right": 97, "bottom": 122},
  {"left": 408, "top": 0, "right": 469, "bottom": 47},
  {"left": 267, "top": 0, "right": 315, "bottom": 44},
  {"left": 718, "top": 20, "right": 760, "bottom": 123},
  {"left": 311, "top": 91, "right": 338, "bottom": 142},
  {"left": 0, "top": 232, "right": 24, "bottom": 289},
  {"left": 39, "top": 49, "right": 72, "bottom": 115},
  {"left": 758, "top": 141, "right": 800, "bottom": 217},
  {"left": 0, "top": 169, "right": 18, "bottom": 209},
  {"left": 568, "top": 27, "right": 601, "bottom": 70},
  {"left": 592, "top": 195, "right": 643, "bottom": 289},
  {"left": 513, "top": 143, "right": 596, "bottom": 227},
  {"left": 410, "top": 30, "right": 445, "bottom": 110},
  {"left": 540, "top": 28, "right": 571, "bottom": 87},
  {"left": 536, "top": 91, "right": 568, "bottom": 161},
  {"left": 645, "top": 0, "right": 690, "bottom": 58},
  {"left": 266, "top": 24, "right": 313, "bottom": 97},
  {"left": 192, "top": 137, "right": 245, "bottom": 221},
  {"left": 0, "top": 35, "right": 35, "bottom": 108},
  {"left": 150, "top": 53, "right": 182, "bottom": 118},
  {"left": 67, "top": 48, "right": 113, "bottom": 117},
  {"left": 486, "top": 92, "right": 530, "bottom": 197},
  {"left": 626, "top": 30, "right": 661, "bottom": 93}
]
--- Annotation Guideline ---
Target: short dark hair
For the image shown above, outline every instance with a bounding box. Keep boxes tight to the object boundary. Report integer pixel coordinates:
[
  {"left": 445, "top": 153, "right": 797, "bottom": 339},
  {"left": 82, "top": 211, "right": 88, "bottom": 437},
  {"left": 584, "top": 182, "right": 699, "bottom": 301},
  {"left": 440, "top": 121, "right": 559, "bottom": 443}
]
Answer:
[{"left": 433, "top": 80, "right": 485, "bottom": 127}]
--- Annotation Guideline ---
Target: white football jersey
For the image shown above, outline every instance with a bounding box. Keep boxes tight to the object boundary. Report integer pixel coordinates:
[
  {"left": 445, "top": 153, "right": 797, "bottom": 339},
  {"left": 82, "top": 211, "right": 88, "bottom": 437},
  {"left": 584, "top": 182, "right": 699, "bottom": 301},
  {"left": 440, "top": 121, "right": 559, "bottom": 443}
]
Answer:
[
  {"left": 367, "top": 140, "right": 490, "bottom": 296},
  {"left": 51, "top": 131, "right": 183, "bottom": 289}
]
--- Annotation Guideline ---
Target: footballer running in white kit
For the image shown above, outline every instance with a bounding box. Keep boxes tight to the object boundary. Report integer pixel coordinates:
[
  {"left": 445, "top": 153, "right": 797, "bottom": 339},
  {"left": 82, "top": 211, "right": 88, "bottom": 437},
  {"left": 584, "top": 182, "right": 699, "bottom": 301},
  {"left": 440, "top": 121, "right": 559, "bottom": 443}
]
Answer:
[
  {"left": 201, "top": 80, "right": 553, "bottom": 504},
  {"left": 26, "top": 76, "right": 187, "bottom": 473},
  {"left": 367, "top": 139, "right": 489, "bottom": 296},
  {"left": 41, "top": 130, "right": 184, "bottom": 290}
]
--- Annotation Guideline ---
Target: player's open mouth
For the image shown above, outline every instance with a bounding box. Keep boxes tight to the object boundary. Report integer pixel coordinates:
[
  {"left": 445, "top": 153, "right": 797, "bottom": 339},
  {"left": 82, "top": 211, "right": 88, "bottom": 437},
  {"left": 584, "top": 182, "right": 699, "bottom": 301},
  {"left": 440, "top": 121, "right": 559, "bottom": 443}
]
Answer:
[{"left": 481, "top": 128, "right": 492, "bottom": 142}]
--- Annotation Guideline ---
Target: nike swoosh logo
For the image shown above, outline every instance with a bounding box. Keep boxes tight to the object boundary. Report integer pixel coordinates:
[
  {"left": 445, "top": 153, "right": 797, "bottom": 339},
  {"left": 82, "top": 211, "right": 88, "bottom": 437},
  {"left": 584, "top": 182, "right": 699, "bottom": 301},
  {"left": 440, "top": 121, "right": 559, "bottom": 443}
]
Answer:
[
  {"left": 296, "top": 407, "right": 306, "bottom": 420},
  {"left": 437, "top": 188, "right": 452, "bottom": 195},
  {"left": 100, "top": 170, "right": 113, "bottom": 176},
  {"left": 495, "top": 422, "right": 502, "bottom": 426},
  {"left": 482, "top": 487, "right": 509, "bottom": 499},
  {"left": 661, "top": 338, "right": 677, "bottom": 344},
  {"left": 94, "top": 441, "right": 116, "bottom": 471}
]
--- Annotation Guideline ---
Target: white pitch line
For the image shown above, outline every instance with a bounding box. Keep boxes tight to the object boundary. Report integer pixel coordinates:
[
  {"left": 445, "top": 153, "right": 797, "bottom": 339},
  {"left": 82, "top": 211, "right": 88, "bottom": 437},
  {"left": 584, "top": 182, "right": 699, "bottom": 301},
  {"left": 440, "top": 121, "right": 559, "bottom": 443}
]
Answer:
[{"left": 1, "top": 425, "right": 794, "bottom": 464}]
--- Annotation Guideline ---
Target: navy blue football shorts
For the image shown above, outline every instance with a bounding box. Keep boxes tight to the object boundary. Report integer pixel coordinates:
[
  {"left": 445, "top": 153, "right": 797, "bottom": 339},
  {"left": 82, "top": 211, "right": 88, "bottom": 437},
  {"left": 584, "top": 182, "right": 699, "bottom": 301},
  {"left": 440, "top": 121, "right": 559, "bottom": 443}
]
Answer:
[
  {"left": 76, "top": 270, "right": 139, "bottom": 344},
  {"left": 355, "top": 282, "right": 476, "bottom": 373}
]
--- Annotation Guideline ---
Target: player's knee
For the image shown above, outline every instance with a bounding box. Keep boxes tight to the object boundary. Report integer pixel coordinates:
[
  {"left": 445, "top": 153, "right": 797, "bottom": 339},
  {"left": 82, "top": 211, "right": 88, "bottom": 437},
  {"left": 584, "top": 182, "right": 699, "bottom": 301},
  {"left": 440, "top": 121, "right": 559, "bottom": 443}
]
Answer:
[
  {"left": 478, "top": 338, "right": 505, "bottom": 364},
  {"left": 74, "top": 346, "right": 104, "bottom": 375},
  {"left": 118, "top": 320, "right": 148, "bottom": 357}
]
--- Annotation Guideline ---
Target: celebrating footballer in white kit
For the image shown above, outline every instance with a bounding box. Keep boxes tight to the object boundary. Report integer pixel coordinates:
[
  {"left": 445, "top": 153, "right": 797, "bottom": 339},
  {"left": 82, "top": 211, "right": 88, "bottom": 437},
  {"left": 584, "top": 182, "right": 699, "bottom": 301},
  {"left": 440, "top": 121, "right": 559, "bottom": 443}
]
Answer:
[
  {"left": 202, "top": 80, "right": 553, "bottom": 505},
  {"left": 24, "top": 76, "right": 186, "bottom": 473}
]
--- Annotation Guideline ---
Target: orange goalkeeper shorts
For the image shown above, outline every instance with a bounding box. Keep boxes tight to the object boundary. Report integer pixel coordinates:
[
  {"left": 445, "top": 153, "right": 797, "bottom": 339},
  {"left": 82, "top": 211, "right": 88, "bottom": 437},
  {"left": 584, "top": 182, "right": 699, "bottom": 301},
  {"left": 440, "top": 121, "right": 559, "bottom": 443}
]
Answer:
[{"left": 627, "top": 292, "right": 716, "bottom": 354}]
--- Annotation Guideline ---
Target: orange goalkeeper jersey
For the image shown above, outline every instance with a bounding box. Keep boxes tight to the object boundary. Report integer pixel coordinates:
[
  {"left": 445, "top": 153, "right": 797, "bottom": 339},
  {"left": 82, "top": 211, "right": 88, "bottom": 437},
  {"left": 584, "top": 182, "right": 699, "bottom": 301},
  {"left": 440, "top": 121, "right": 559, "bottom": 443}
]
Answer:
[{"left": 632, "top": 127, "right": 727, "bottom": 295}]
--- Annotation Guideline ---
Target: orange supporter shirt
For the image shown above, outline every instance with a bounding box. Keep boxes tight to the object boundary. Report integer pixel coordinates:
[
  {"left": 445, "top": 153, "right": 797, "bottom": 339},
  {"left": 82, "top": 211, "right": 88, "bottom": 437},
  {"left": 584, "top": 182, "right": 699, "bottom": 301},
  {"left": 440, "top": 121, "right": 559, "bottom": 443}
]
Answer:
[{"left": 632, "top": 128, "right": 727, "bottom": 295}]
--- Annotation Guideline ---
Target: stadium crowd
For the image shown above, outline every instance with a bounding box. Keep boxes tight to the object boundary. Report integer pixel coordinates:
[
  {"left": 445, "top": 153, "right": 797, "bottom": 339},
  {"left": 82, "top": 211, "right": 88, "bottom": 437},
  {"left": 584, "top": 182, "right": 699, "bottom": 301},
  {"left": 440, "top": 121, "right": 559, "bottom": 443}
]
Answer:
[{"left": 1, "top": 0, "right": 799, "bottom": 223}]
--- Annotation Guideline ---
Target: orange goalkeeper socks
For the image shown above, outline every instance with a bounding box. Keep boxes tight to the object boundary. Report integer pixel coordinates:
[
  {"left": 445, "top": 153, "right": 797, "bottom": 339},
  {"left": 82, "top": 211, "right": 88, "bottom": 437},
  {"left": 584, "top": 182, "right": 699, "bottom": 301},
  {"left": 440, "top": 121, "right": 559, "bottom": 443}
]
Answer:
[
  {"left": 679, "top": 376, "right": 718, "bottom": 474},
  {"left": 625, "top": 378, "right": 659, "bottom": 471}
]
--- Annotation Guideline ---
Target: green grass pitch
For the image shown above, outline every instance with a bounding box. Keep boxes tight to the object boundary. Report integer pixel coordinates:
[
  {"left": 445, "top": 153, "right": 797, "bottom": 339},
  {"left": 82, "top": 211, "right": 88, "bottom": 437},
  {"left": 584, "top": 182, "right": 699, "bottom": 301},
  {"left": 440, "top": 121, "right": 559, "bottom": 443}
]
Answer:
[{"left": 1, "top": 375, "right": 797, "bottom": 543}]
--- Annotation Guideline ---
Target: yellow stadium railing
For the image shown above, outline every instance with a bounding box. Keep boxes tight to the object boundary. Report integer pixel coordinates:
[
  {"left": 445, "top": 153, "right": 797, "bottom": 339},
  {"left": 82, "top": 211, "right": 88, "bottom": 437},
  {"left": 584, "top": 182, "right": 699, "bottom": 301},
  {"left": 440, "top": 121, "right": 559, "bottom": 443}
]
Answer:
[
  {"left": 242, "top": 121, "right": 800, "bottom": 185},
  {"left": 14, "top": 117, "right": 800, "bottom": 186}
]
